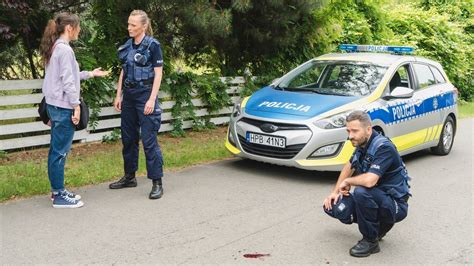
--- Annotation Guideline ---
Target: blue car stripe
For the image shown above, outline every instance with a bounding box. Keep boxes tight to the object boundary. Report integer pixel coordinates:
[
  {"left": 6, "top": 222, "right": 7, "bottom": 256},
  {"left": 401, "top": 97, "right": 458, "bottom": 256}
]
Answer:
[{"left": 367, "top": 91, "right": 456, "bottom": 125}]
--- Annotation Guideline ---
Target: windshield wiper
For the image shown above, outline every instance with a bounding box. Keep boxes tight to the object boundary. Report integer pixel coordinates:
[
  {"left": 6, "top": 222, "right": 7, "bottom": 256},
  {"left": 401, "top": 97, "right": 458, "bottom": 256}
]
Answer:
[{"left": 284, "top": 87, "right": 313, "bottom": 92}]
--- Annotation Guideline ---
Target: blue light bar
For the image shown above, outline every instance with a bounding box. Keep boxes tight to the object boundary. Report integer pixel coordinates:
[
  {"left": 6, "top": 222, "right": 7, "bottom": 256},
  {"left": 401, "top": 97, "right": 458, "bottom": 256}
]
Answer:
[{"left": 339, "top": 44, "right": 414, "bottom": 53}]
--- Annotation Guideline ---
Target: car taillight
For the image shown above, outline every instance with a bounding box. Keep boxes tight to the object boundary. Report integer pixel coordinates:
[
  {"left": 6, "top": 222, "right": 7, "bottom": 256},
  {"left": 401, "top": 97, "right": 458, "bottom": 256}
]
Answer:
[{"left": 453, "top": 87, "right": 459, "bottom": 98}]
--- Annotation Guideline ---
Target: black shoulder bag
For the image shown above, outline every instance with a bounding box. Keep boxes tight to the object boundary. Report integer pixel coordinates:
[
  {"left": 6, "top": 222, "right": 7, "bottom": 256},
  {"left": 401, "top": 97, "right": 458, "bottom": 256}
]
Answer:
[{"left": 38, "top": 97, "right": 89, "bottom": 131}]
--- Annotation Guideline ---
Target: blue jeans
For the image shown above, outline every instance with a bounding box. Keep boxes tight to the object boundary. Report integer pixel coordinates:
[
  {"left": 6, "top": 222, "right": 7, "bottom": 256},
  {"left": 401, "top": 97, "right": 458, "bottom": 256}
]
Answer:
[
  {"left": 121, "top": 85, "right": 163, "bottom": 180},
  {"left": 47, "top": 104, "right": 75, "bottom": 192}
]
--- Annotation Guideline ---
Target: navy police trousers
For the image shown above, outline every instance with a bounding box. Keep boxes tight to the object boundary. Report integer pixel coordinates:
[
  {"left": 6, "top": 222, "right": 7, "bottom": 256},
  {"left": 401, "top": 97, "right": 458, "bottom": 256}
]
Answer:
[
  {"left": 324, "top": 186, "right": 408, "bottom": 240},
  {"left": 121, "top": 84, "right": 163, "bottom": 180}
]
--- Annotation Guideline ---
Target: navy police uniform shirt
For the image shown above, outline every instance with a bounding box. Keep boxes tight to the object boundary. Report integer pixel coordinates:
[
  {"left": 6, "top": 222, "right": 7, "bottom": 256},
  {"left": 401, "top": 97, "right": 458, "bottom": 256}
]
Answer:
[
  {"left": 350, "top": 131, "right": 401, "bottom": 178},
  {"left": 132, "top": 39, "right": 163, "bottom": 67}
]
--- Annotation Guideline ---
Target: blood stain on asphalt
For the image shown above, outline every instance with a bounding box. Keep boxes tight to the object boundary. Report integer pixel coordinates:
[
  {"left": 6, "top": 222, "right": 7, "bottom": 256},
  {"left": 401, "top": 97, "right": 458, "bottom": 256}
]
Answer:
[{"left": 243, "top": 253, "right": 271, "bottom": 259}]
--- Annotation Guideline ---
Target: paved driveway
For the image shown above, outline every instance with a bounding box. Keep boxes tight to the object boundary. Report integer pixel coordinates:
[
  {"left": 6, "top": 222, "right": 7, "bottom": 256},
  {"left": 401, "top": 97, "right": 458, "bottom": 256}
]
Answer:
[{"left": 1, "top": 118, "right": 472, "bottom": 264}]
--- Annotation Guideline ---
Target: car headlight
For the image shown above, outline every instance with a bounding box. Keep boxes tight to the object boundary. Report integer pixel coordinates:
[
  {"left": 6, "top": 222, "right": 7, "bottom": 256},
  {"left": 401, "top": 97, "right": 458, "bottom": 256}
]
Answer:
[
  {"left": 314, "top": 112, "right": 350, "bottom": 129},
  {"left": 308, "top": 142, "right": 343, "bottom": 158}
]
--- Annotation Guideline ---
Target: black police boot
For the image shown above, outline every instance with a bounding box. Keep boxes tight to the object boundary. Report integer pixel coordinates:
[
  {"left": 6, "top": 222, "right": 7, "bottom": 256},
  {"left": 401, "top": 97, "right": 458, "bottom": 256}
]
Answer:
[
  {"left": 349, "top": 238, "right": 380, "bottom": 257},
  {"left": 109, "top": 173, "right": 137, "bottom": 189},
  {"left": 149, "top": 180, "right": 163, "bottom": 199},
  {"left": 378, "top": 222, "right": 394, "bottom": 240}
]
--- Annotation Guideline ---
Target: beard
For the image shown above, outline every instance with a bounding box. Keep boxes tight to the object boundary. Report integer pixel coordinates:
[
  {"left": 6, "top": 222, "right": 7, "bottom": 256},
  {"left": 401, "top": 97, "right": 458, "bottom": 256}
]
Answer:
[{"left": 350, "top": 136, "right": 369, "bottom": 148}]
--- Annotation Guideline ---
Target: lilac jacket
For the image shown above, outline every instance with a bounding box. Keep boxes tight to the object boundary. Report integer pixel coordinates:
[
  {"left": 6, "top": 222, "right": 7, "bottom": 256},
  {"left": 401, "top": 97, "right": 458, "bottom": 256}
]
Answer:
[{"left": 42, "top": 38, "right": 90, "bottom": 109}]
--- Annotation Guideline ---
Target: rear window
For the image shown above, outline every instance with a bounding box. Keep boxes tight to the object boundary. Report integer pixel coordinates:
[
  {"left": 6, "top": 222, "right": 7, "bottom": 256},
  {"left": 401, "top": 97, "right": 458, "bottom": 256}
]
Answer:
[
  {"left": 413, "top": 64, "right": 436, "bottom": 89},
  {"left": 430, "top": 66, "right": 446, "bottom": 83}
]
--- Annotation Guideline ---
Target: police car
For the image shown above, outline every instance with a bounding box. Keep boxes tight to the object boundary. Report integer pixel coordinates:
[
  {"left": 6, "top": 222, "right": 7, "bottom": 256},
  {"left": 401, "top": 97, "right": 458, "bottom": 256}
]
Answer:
[{"left": 225, "top": 44, "right": 458, "bottom": 171}]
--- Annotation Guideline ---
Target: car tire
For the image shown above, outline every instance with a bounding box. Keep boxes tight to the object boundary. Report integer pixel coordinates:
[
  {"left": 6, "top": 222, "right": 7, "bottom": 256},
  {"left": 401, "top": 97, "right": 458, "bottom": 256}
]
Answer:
[{"left": 430, "top": 116, "right": 455, "bottom": 156}]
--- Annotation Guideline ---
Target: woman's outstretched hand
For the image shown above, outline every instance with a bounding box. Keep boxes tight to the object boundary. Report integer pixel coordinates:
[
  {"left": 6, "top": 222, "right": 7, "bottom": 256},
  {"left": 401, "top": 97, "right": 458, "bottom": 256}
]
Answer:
[{"left": 90, "top": 68, "right": 109, "bottom": 77}]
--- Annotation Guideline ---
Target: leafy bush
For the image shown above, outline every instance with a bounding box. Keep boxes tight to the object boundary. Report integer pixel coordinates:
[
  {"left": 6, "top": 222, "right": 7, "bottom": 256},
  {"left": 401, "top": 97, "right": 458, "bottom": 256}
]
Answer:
[
  {"left": 102, "top": 128, "right": 121, "bottom": 143},
  {"left": 384, "top": 2, "right": 473, "bottom": 100},
  {"left": 160, "top": 70, "right": 231, "bottom": 136},
  {"left": 308, "top": 0, "right": 472, "bottom": 100}
]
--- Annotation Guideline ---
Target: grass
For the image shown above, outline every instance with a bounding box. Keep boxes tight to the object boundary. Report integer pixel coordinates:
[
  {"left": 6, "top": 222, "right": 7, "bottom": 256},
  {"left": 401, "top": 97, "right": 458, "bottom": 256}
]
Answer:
[
  {"left": 0, "top": 126, "right": 231, "bottom": 202},
  {"left": 458, "top": 100, "right": 474, "bottom": 118}
]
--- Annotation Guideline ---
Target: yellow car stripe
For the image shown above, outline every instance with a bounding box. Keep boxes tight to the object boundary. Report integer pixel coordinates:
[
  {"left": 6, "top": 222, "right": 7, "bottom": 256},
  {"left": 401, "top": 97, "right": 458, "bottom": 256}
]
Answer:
[
  {"left": 392, "top": 128, "right": 429, "bottom": 151},
  {"left": 241, "top": 96, "right": 250, "bottom": 108},
  {"left": 225, "top": 139, "right": 241, "bottom": 154},
  {"left": 427, "top": 125, "right": 438, "bottom": 141},
  {"left": 296, "top": 140, "right": 354, "bottom": 167},
  {"left": 424, "top": 127, "right": 433, "bottom": 143},
  {"left": 297, "top": 124, "right": 445, "bottom": 167},
  {"left": 433, "top": 123, "right": 443, "bottom": 140}
]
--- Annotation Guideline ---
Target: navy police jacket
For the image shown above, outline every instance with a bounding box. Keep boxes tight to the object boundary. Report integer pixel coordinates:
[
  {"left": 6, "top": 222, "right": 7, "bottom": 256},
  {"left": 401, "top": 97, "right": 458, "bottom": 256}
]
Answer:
[
  {"left": 350, "top": 131, "right": 411, "bottom": 199},
  {"left": 118, "top": 35, "right": 161, "bottom": 82}
]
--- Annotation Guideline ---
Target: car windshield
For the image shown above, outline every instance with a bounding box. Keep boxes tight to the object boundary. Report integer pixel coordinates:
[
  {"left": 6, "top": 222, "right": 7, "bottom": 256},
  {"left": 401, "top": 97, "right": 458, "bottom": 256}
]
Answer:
[{"left": 277, "top": 61, "right": 388, "bottom": 96}]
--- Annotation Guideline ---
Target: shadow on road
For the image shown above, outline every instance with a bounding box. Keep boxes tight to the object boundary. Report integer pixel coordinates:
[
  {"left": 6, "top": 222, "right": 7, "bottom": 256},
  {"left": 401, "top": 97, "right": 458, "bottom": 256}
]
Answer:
[
  {"left": 401, "top": 149, "right": 439, "bottom": 163},
  {"left": 225, "top": 158, "right": 339, "bottom": 185},
  {"left": 224, "top": 147, "right": 442, "bottom": 186}
]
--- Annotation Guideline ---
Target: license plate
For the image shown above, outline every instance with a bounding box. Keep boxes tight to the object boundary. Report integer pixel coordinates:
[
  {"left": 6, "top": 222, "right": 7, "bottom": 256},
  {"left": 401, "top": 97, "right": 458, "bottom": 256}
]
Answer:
[{"left": 246, "top": 132, "right": 286, "bottom": 148}]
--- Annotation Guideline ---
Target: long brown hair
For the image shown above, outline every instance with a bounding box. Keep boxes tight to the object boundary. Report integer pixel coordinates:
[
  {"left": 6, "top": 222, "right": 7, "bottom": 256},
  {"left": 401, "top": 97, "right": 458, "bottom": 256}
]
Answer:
[
  {"left": 130, "top": 10, "right": 153, "bottom": 36},
  {"left": 39, "top": 12, "right": 80, "bottom": 65}
]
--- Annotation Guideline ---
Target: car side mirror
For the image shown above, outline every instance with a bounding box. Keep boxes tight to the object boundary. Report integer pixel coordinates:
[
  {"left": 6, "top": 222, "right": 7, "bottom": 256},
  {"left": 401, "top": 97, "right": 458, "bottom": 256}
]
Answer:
[{"left": 383, "top": 87, "right": 414, "bottom": 100}]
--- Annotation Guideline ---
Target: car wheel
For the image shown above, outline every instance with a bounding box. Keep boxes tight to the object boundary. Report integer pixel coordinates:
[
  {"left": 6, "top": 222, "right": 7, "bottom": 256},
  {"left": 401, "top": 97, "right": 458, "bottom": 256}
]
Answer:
[{"left": 430, "top": 116, "right": 455, "bottom": 156}]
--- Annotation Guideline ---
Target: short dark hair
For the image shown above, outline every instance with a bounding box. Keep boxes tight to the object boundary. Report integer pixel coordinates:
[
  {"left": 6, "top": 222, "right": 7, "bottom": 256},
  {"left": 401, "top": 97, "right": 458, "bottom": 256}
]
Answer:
[{"left": 346, "top": 110, "right": 372, "bottom": 127}]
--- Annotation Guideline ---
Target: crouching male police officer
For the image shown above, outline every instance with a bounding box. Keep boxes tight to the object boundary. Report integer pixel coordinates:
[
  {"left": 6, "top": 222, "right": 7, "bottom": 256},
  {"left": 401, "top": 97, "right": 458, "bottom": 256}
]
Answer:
[{"left": 323, "top": 110, "right": 410, "bottom": 257}]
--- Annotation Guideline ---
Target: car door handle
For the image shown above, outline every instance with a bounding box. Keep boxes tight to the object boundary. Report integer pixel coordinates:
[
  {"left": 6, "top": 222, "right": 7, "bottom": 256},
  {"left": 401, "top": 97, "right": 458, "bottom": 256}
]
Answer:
[{"left": 414, "top": 99, "right": 423, "bottom": 106}]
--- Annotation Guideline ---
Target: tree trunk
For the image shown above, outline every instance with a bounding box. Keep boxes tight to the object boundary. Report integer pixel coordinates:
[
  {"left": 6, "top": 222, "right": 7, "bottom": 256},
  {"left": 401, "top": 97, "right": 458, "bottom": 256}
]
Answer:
[{"left": 23, "top": 37, "right": 38, "bottom": 79}]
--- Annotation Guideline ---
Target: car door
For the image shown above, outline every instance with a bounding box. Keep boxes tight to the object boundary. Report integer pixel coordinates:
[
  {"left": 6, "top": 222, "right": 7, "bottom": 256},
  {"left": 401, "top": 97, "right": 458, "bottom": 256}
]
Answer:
[
  {"left": 411, "top": 63, "right": 444, "bottom": 144},
  {"left": 376, "top": 63, "right": 430, "bottom": 152}
]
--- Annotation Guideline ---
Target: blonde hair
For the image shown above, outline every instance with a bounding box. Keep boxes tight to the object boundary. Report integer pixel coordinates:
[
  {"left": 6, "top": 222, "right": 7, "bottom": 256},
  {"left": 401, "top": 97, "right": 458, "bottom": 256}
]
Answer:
[
  {"left": 130, "top": 10, "right": 153, "bottom": 36},
  {"left": 39, "top": 12, "right": 80, "bottom": 65}
]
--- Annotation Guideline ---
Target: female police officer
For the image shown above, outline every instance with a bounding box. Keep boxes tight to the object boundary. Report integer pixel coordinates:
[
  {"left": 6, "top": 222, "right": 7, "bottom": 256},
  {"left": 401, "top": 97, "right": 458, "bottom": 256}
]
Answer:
[{"left": 109, "top": 10, "right": 164, "bottom": 200}]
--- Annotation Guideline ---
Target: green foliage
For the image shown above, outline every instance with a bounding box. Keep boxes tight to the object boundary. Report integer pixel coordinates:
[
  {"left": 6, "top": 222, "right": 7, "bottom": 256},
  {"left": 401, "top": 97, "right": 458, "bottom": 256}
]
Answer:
[
  {"left": 161, "top": 70, "right": 231, "bottom": 136},
  {"left": 102, "top": 128, "right": 122, "bottom": 143},
  {"left": 193, "top": 74, "right": 231, "bottom": 129},
  {"left": 73, "top": 17, "right": 117, "bottom": 128},
  {"left": 113, "top": 0, "right": 320, "bottom": 78},
  {"left": 0, "top": 0, "right": 87, "bottom": 79},
  {"left": 308, "top": 0, "right": 473, "bottom": 100},
  {"left": 89, "top": 0, "right": 152, "bottom": 74},
  {"left": 0, "top": 150, "right": 7, "bottom": 159},
  {"left": 311, "top": 0, "right": 390, "bottom": 54},
  {"left": 161, "top": 71, "right": 196, "bottom": 137},
  {"left": 195, "top": 74, "right": 231, "bottom": 114},
  {"left": 383, "top": 2, "right": 473, "bottom": 100},
  {"left": 2, "top": 0, "right": 472, "bottom": 111},
  {"left": 239, "top": 73, "right": 275, "bottom": 97},
  {"left": 216, "top": 0, "right": 319, "bottom": 77}
]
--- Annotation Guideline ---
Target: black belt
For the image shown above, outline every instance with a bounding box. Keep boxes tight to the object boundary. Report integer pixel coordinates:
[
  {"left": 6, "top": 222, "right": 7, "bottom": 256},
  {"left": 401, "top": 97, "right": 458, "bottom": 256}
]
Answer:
[{"left": 124, "top": 79, "right": 154, "bottom": 88}]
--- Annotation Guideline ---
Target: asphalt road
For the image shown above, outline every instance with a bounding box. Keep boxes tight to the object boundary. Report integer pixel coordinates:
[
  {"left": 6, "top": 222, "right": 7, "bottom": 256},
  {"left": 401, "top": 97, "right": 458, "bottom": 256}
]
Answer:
[{"left": 1, "top": 118, "right": 472, "bottom": 264}]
